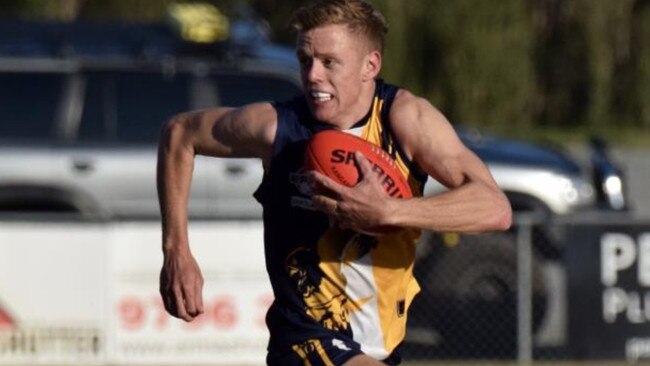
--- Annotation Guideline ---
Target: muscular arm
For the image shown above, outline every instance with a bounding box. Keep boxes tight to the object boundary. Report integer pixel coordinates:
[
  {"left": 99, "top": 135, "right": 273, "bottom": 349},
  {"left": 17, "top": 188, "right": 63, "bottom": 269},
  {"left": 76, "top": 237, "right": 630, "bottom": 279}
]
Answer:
[
  {"left": 157, "top": 103, "right": 277, "bottom": 321},
  {"left": 311, "top": 91, "right": 511, "bottom": 234},
  {"left": 158, "top": 104, "right": 276, "bottom": 249},
  {"left": 386, "top": 90, "right": 512, "bottom": 232}
]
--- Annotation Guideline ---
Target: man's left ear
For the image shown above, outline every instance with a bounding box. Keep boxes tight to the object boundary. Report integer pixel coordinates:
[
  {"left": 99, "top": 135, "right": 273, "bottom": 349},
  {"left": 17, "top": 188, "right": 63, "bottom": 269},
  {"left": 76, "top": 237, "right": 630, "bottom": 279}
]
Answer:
[{"left": 362, "top": 50, "right": 382, "bottom": 81}]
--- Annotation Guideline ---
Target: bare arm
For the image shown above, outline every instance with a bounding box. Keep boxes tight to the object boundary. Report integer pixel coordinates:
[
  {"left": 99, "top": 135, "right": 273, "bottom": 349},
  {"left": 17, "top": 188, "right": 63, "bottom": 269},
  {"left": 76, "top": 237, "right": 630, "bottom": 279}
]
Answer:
[
  {"left": 158, "top": 104, "right": 277, "bottom": 249},
  {"left": 311, "top": 90, "right": 511, "bottom": 234},
  {"left": 387, "top": 90, "right": 512, "bottom": 232},
  {"left": 157, "top": 103, "right": 277, "bottom": 321}
]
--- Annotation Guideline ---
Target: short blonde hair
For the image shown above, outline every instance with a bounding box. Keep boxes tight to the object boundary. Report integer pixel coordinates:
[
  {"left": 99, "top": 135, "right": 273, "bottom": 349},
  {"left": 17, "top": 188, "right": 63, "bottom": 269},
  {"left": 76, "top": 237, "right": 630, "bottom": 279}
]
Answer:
[{"left": 290, "top": 0, "right": 388, "bottom": 53}]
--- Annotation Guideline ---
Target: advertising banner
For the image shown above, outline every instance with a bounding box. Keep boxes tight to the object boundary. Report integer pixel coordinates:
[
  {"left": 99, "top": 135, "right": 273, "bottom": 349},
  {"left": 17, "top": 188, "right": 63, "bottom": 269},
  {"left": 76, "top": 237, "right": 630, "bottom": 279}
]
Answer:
[
  {"left": 109, "top": 221, "right": 271, "bottom": 365},
  {"left": 0, "top": 220, "right": 271, "bottom": 365},
  {"left": 566, "top": 220, "right": 650, "bottom": 361},
  {"left": 0, "top": 223, "right": 108, "bottom": 365}
]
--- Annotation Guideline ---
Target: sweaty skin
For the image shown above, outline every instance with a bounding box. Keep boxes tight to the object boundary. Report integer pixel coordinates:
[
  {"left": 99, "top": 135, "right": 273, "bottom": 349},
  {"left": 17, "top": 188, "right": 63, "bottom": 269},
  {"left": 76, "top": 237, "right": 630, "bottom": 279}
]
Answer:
[{"left": 157, "top": 23, "right": 511, "bottom": 366}]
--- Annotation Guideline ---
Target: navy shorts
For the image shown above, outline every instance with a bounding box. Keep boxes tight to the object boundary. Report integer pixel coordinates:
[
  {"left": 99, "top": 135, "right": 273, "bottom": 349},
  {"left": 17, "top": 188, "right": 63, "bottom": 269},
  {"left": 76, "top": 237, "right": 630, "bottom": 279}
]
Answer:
[{"left": 267, "top": 337, "right": 401, "bottom": 366}]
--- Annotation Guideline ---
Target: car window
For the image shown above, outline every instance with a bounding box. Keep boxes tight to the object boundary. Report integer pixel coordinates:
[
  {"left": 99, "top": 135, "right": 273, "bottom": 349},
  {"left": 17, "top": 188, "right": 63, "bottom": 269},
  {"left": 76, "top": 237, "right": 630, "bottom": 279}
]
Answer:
[
  {"left": 78, "top": 71, "right": 191, "bottom": 143},
  {"left": 0, "top": 72, "right": 63, "bottom": 141},
  {"left": 213, "top": 73, "right": 301, "bottom": 106}
]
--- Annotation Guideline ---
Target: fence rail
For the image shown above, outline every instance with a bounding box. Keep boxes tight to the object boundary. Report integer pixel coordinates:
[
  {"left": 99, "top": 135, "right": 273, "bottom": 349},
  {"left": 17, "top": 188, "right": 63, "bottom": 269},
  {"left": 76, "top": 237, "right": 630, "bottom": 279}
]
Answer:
[{"left": 404, "top": 211, "right": 649, "bottom": 363}]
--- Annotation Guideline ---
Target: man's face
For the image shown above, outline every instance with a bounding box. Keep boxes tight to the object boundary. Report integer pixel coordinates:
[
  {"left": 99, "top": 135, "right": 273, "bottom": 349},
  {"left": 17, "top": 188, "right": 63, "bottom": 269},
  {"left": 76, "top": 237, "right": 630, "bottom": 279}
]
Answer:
[{"left": 296, "top": 24, "right": 377, "bottom": 126}]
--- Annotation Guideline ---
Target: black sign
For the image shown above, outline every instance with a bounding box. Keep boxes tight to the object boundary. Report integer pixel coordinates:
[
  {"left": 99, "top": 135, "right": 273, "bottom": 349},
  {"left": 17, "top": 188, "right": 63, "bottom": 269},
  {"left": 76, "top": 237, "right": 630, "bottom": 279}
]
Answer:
[{"left": 566, "top": 220, "right": 650, "bottom": 361}]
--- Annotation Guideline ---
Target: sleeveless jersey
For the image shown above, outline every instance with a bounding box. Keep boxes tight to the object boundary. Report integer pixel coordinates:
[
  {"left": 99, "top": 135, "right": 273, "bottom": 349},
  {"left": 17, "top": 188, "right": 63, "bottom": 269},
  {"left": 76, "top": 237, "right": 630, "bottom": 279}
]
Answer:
[{"left": 254, "top": 79, "right": 427, "bottom": 360}]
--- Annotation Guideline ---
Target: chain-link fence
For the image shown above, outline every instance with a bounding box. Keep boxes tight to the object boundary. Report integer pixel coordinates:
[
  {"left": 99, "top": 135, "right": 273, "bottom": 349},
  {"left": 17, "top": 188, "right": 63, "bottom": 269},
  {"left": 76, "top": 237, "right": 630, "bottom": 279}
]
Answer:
[{"left": 402, "top": 213, "right": 568, "bottom": 362}]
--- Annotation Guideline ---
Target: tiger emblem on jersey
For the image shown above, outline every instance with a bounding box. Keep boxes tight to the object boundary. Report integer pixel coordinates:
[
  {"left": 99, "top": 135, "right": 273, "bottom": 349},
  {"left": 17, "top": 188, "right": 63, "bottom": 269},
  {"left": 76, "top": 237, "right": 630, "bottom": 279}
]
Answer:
[{"left": 285, "top": 230, "right": 377, "bottom": 331}]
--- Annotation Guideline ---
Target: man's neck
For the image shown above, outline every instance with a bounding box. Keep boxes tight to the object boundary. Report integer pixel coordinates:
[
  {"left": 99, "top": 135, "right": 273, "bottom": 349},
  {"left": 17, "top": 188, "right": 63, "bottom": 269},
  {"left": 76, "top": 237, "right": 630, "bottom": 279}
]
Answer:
[{"left": 331, "top": 79, "right": 377, "bottom": 130}]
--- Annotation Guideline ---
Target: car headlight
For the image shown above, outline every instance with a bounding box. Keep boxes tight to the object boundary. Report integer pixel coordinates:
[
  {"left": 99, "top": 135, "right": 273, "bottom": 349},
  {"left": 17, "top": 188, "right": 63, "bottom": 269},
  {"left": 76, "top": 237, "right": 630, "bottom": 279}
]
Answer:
[
  {"left": 603, "top": 175, "right": 626, "bottom": 210},
  {"left": 557, "top": 175, "right": 594, "bottom": 208}
]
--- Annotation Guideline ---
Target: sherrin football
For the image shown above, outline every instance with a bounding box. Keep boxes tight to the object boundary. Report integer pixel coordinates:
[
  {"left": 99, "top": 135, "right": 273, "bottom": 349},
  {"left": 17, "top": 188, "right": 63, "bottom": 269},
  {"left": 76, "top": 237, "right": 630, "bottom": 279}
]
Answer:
[{"left": 304, "top": 129, "right": 412, "bottom": 200}]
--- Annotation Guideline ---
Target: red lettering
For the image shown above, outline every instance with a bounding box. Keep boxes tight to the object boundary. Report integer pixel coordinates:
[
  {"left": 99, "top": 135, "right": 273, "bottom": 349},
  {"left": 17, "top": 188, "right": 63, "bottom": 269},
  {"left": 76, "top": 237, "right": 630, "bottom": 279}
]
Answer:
[
  {"left": 388, "top": 187, "right": 402, "bottom": 198},
  {"left": 372, "top": 163, "right": 385, "bottom": 178},
  {"left": 331, "top": 149, "right": 346, "bottom": 163},
  {"left": 212, "top": 296, "right": 237, "bottom": 329},
  {"left": 118, "top": 296, "right": 145, "bottom": 330},
  {"left": 344, "top": 151, "right": 355, "bottom": 165},
  {"left": 117, "top": 293, "right": 280, "bottom": 332},
  {"left": 382, "top": 175, "right": 396, "bottom": 192},
  {"left": 0, "top": 307, "right": 14, "bottom": 329}
]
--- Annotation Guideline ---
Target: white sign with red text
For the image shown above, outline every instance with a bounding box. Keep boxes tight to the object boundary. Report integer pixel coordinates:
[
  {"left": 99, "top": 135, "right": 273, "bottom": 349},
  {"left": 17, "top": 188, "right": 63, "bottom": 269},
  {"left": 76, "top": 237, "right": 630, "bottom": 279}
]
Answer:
[
  {"left": 109, "top": 221, "right": 271, "bottom": 365},
  {"left": 0, "top": 222, "right": 108, "bottom": 365},
  {"left": 0, "top": 220, "right": 271, "bottom": 365}
]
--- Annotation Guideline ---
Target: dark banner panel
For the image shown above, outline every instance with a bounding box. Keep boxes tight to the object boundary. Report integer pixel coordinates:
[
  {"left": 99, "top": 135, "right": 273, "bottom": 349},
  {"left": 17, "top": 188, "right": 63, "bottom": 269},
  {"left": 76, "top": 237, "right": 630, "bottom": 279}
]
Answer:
[{"left": 566, "top": 220, "right": 650, "bottom": 361}]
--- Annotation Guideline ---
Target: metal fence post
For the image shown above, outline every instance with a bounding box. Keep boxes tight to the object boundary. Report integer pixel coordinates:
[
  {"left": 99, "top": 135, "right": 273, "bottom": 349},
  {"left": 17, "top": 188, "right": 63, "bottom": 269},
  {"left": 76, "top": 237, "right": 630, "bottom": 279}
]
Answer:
[{"left": 517, "top": 214, "right": 534, "bottom": 364}]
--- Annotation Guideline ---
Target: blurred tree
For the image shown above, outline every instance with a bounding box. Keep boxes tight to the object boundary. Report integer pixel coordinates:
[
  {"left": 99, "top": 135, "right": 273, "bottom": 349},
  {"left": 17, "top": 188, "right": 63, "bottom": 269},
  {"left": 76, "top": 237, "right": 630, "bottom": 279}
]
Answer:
[
  {"left": 1, "top": 0, "right": 647, "bottom": 134},
  {"left": 617, "top": 0, "right": 644, "bottom": 130},
  {"left": 78, "top": 1, "right": 171, "bottom": 22},
  {"left": 1, "top": 0, "right": 86, "bottom": 20},
  {"left": 629, "top": 0, "right": 650, "bottom": 128},
  {"left": 529, "top": 0, "right": 647, "bottom": 131},
  {"left": 578, "top": 0, "right": 636, "bottom": 129},
  {"left": 0, "top": 0, "right": 247, "bottom": 22},
  {"left": 530, "top": 0, "right": 590, "bottom": 127},
  {"left": 248, "top": 0, "right": 304, "bottom": 44},
  {"left": 419, "top": 0, "right": 535, "bottom": 129},
  {"left": 373, "top": 1, "right": 447, "bottom": 102}
]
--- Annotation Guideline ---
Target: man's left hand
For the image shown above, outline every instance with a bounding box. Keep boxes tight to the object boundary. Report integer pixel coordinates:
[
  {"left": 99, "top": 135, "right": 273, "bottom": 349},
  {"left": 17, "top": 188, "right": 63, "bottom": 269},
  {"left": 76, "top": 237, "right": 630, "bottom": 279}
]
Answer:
[{"left": 310, "top": 151, "right": 396, "bottom": 234}]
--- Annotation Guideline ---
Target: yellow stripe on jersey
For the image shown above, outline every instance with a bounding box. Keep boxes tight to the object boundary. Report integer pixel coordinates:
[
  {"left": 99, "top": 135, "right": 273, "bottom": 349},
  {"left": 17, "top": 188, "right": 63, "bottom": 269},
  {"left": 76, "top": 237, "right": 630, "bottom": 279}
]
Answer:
[
  {"left": 291, "top": 339, "right": 335, "bottom": 366},
  {"left": 318, "top": 91, "right": 424, "bottom": 359},
  {"left": 313, "top": 339, "right": 335, "bottom": 366},
  {"left": 359, "top": 97, "right": 424, "bottom": 197},
  {"left": 371, "top": 231, "right": 421, "bottom": 353},
  {"left": 291, "top": 343, "right": 313, "bottom": 366}
]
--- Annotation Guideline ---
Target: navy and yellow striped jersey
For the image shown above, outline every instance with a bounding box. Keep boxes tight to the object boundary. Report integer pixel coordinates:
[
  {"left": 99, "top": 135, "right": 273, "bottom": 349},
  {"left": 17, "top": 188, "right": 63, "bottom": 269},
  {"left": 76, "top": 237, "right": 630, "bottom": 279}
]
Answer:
[{"left": 254, "top": 79, "right": 427, "bottom": 361}]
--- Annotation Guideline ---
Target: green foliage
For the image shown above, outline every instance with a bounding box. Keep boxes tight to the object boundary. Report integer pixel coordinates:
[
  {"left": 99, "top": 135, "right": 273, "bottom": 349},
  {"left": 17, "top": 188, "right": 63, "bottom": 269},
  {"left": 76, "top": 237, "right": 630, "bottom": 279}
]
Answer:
[
  {"left": 2, "top": 0, "right": 649, "bottom": 141},
  {"left": 631, "top": 0, "right": 650, "bottom": 129},
  {"left": 374, "top": 0, "right": 534, "bottom": 129}
]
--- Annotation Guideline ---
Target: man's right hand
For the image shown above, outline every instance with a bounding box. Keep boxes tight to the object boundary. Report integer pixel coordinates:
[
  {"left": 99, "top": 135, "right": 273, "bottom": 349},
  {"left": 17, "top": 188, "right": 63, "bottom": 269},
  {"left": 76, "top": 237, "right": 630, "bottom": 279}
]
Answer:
[{"left": 159, "top": 248, "right": 204, "bottom": 322}]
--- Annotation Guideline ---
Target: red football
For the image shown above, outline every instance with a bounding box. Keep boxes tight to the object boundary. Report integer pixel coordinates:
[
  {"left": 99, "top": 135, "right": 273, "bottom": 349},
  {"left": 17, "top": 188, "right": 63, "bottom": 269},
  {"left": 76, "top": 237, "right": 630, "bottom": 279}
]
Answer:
[{"left": 304, "top": 129, "right": 412, "bottom": 199}]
